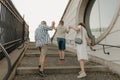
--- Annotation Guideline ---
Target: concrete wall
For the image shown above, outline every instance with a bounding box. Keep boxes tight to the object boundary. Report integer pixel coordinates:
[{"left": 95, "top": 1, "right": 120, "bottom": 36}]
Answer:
[
  {"left": 54, "top": 0, "right": 120, "bottom": 75},
  {"left": 53, "top": 0, "right": 120, "bottom": 52}
]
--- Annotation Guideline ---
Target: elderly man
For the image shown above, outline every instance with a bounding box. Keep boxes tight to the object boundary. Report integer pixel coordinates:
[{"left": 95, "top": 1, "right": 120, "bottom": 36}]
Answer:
[{"left": 35, "top": 21, "right": 55, "bottom": 77}]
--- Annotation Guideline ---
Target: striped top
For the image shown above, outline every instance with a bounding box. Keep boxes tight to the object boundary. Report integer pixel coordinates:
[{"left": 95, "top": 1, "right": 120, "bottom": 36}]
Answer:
[{"left": 35, "top": 24, "right": 52, "bottom": 47}]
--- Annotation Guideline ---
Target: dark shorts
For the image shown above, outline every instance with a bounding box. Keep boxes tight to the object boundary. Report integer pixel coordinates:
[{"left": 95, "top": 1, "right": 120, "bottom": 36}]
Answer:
[{"left": 57, "top": 38, "right": 66, "bottom": 50}]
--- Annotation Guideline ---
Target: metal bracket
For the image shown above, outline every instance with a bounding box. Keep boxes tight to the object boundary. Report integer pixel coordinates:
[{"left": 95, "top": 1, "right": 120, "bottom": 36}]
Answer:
[{"left": 103, "top": 45, "right": 110, "bottom": 55}]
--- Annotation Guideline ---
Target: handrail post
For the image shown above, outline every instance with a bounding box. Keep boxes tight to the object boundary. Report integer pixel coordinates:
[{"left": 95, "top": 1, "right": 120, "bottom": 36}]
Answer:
[
  {"left": 0, "top": 43, "right": 12, "bottom": 80},
  {"left": 103, "top": 45, "right": 110, "bottom": 55}
]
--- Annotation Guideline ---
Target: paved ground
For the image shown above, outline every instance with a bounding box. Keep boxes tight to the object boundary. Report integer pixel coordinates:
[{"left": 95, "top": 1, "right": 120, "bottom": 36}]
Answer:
[{"left": 14, "top": 72, "right": 120, "bottom": 80}]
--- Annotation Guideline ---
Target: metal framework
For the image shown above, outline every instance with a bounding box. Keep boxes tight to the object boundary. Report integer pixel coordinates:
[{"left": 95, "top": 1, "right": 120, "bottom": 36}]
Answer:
[{"left": 0, "top": 0, "right": 29, "bottom": 60}]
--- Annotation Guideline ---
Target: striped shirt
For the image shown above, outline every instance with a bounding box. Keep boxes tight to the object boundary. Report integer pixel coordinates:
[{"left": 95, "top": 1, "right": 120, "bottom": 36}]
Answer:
[{"left": 35, "top": 24, "right": 52, "bottom": 47}]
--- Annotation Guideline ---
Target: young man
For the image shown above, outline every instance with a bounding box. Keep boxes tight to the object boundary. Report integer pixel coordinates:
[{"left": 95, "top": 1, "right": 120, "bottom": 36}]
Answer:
[
  {"left": 35, "top": 21, "right": 55, "bottom": 77},
  {"left": 54, "top": 20, "right": 70, "bottom": 62}
]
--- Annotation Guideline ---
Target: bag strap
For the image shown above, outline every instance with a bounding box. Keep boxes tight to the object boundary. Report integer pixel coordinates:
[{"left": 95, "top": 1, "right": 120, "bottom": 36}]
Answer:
[
  {"left": 81, "top": 26, "right": 83, "bottom": 39},
  {"left": 75, "top": 25, "right": 83, "bottom": 39}
]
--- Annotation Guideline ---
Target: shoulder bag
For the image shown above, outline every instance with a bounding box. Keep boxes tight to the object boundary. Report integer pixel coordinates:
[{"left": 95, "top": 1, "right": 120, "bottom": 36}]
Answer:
[{"left": 75, "top": 27, "right": 83, "bottom": 44}]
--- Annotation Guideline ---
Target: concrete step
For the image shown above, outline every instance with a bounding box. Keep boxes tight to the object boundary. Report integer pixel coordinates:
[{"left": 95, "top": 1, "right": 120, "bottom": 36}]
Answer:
[
  {"left": 17, "top": 54, "right": 108, "bottom": 75},
  {"left": 25, "top": 50, "right": 76, "bottom": 57},
  {"left": 14, "top": 43, "right": 120, "bottom": 80},
  {"left": 14, "top": 72, "right": 120, "bottom": 80},
  {"left": 16, "top": 65, "right": 109, "bottom": 75},
  {"left": 28, "top": 44, "right": 58, "bottom": 50},
  {"left": 25, "top": 53, "right": 76, "bottom": 57},
  {"left": 27, "top": 47, "right": 58, "bottom": 50},
  {"left": 18, "top": 55, "right": 103, "bottom": 67}
]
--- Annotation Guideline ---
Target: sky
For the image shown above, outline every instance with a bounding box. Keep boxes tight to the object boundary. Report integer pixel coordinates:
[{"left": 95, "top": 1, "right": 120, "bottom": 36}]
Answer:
[{"left": 11, "top": 0, "right": 69, "bottom": 41}]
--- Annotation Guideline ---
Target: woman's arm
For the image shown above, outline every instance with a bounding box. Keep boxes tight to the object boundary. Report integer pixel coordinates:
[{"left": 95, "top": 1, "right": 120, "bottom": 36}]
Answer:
[
  {"left": 86, "top": 37, "right": 96, "bottom": 51},
  {"left": 69, "top": 26, "right": 80, "bottom": 33}
]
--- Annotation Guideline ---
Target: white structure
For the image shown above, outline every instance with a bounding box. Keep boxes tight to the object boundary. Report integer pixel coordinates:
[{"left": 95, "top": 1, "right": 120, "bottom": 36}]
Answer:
[{"left": 53, "top": 0, "right": 120, "bottom": 75}]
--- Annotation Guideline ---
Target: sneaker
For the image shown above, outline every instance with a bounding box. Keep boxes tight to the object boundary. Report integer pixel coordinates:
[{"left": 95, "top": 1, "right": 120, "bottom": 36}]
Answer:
[
  {"left": 61, "top": 59, "right": 65, "bottom": 62},
  {"left": 38, "top": 71, "right": 47, "bottom": 77},
  {"left": 59, "top": 59, "right": 65, "bottom": 63},
  {"left": 38, "top": 65, "right": 41, "bottom": 68},
  {"left": 79, "top": 71, "right": 82, "bottom": 74},
  {"left": 77, "top": 72, "right": 86, "bottom": 78}
]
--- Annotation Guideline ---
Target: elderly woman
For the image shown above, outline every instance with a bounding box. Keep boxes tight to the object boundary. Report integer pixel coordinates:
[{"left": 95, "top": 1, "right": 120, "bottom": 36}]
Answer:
[{"left": 35, "top": 21, "right": 55, "bottom": 77}]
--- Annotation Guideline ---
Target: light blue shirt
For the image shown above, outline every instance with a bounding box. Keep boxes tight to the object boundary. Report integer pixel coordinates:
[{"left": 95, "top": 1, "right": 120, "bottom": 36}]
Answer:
[{"left": 35, "top": 24, "right": 52, "bottom": 47}]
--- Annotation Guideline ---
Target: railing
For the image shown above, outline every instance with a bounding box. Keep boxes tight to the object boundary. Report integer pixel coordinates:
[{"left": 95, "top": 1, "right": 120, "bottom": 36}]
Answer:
[
  {"left": 0, "top": 39, "right": 27, "bottom": 80},
  {"left": 0, "top": 43, "right": 12, "bottom": 80},
  {"left": 98, "top": 44, "right": 120, "bottom": 55},
  {"left": 0, "top": 39, "right": 23, "bottom": 80},
  {"left": 0, "top": 0, "right": 29, "bottom": 79},
  {"left": 0, "top": 0, "right": 29, "bottom": 60},
  {"left": 0, "top": 39, "right": 22, "bottom": 60}
]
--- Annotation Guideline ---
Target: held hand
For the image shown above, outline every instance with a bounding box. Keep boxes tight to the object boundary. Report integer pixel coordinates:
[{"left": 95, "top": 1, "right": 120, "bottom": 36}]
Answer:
[
  {"left": 51, "top": 21, "right": 55, "bottom": 29},
  {"left": 52, "top": 21, "right": 55, "bottom": 25},
  {"left": 88, "top": 43, "right": 96, "bottom": 51},
  {"left": 69, "top": 26, "right": 72, "bottom": 29}
]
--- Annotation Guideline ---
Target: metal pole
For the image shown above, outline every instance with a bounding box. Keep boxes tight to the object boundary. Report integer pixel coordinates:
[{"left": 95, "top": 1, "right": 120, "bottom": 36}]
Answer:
[{"left": 98, "top": 0, "right": 102, "bottom": 34}]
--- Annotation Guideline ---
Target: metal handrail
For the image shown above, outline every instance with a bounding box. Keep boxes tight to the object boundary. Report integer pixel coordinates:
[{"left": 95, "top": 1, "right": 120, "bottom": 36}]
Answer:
[
  {"left": 3, "top": 39, "right": 22, "bottom": 46},
  {"left": 0, "top": 43, "right": 12, "bottom": 80},
  {"left": 98, "top": 44, "right": 120, "bottom": 55},
  {"left": 98, "top": 44, "right": 120, "bottom": 48},
  {"left": 0, "top": 39, "right": 22, "bottom": 53}
]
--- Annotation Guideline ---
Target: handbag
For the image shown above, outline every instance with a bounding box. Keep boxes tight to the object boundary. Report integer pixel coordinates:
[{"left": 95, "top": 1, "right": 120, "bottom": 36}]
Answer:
[
  {"left": 75, "top": 27, "right": 83, "bottom": 44},
  {"left": 75, "top": 38, "right": 83, "bottom": 44}
]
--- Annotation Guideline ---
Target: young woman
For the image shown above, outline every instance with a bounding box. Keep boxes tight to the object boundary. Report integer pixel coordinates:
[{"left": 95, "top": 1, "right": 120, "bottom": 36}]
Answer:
[{"left": 69, "top": 22, "right": 92, "bottom": 78}]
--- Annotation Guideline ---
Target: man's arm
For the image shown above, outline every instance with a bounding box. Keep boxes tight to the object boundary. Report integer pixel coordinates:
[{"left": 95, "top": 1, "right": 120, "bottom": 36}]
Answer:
[
  {"left": 50, "top": 21, "right": 55, "bottom": 29},
  {"left": 66, "top": 27, "right": 70, "bottom": 34}
]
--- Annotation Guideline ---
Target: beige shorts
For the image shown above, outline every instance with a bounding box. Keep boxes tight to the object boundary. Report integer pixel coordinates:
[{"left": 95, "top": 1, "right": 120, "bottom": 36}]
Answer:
[{"left": 39, "top": 45, "right": 48, "bottom": 55}]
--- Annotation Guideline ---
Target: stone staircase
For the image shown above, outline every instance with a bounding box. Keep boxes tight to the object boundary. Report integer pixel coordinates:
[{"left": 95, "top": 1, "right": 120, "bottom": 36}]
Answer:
[{"left": 14, "top": 42, "right": 120, "bottom": 80}]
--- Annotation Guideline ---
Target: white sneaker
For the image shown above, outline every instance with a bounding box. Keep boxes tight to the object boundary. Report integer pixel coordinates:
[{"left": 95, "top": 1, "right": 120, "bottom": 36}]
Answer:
[
  {"left": 77, "top": 72, "right": 86, "bottom": 78},
  {"left": 79, "top": 71, "right": 82, "bottom": 74}
]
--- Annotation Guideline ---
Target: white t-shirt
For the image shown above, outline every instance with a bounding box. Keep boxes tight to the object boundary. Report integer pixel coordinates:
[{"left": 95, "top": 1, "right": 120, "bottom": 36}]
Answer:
[{"left": 55, "top": 25, "right": 67, "bottom": 38}]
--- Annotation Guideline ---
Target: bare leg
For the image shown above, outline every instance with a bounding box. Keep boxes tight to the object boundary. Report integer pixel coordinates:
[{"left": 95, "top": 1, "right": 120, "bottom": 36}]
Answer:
[
  {"left": 58, "top": 50, "right": 62, "bottom": 59},
  {"left": 39, "top": 54, "right": 46, "bottom": 71},
  {"left": 39, "top": 45, "right": 47, "bottom": 71},
  {"left": 79, "top": 59, "right": 85, "bottom": 72},
  {"left": 77, "top": 59, "right": 86, "bottom": 78},
  {"left": 61, "top": 50, "right": 65, "bottom": 59}
]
